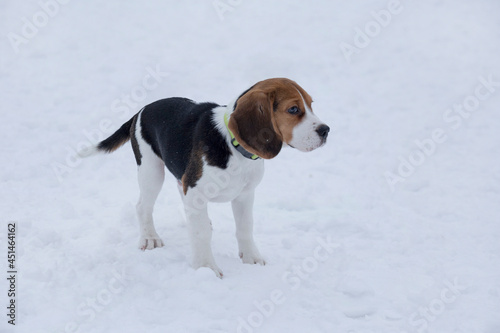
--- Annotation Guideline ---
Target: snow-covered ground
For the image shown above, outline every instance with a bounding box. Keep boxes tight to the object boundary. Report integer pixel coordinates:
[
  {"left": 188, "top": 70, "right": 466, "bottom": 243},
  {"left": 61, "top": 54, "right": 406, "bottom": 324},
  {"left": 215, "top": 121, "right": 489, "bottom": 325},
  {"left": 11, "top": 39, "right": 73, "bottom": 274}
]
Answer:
[{"left": 1, "top": 1, "right": 500, "bottom": 332}]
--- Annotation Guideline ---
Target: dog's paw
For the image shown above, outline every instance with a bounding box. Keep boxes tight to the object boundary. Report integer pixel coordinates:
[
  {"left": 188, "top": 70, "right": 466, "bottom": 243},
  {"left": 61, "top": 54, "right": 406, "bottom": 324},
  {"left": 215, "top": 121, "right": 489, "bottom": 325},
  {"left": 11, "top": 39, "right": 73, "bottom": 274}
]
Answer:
[
  {"left": 239, "top": 251, "right": 266, "bottom": 265},
  {"left": 138, "top": 236, "right": 164, "bottom": 251},
  {"left": 193, "top": 262, "right": 224, "bottom": 279}
]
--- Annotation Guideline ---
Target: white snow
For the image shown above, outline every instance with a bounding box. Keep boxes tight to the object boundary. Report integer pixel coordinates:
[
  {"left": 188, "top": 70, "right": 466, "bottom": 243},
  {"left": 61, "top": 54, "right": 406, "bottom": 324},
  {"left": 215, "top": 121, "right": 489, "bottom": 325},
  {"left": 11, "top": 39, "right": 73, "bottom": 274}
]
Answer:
[{"left": 1, "top": 1, "right": 500, "bottom": 332}]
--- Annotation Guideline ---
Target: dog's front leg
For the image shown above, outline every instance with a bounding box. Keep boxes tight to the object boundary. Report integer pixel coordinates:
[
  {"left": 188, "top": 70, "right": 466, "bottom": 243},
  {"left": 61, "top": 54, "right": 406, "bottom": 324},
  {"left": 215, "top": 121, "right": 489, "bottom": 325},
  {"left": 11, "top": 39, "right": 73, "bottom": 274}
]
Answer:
[
  {"left": 183, "top": 191, "right": 223, "bottom": 278},
  {"left": 231, "top": 190, "right": 265, "bottom": 265}
]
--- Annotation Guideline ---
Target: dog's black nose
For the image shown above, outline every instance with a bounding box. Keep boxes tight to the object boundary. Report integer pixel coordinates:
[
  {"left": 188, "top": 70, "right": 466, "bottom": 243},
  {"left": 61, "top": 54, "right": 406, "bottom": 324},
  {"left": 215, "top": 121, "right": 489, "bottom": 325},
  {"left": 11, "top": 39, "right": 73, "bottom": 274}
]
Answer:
[{"left": 316, "top": 124, "right": 330, "bottom": 140}]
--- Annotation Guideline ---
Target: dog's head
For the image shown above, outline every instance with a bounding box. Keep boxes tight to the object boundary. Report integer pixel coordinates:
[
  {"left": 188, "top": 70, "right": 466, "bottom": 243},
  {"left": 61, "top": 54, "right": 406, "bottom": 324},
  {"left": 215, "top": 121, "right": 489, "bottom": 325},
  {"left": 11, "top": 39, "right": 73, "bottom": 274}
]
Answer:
[{"left": 228, "top": 78, "right": 330, "bottom": 159}]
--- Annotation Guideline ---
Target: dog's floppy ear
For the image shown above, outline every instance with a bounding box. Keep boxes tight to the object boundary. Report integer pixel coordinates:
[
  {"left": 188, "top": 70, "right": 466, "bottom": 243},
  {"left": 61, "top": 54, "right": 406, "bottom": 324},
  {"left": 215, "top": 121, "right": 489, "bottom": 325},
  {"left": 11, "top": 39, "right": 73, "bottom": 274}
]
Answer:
[{"left": 228, "top": 90, "right": 282, "bottom": 159}]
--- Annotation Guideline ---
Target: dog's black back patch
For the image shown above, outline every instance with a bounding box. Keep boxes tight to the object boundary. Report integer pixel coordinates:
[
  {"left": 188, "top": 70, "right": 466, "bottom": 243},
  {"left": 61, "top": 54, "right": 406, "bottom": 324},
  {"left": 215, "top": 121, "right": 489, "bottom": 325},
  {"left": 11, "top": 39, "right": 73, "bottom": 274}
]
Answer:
[{"left": 140, "top": 98, "right": 231, "bottom": 182}]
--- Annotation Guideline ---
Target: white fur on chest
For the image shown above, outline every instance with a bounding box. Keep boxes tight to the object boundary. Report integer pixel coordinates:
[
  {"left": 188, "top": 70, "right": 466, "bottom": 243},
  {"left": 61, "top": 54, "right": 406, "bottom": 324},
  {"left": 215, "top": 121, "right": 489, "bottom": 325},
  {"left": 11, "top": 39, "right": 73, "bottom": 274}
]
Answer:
[{"left": 194, "top": 154, "right": 264, "bottom": 203}]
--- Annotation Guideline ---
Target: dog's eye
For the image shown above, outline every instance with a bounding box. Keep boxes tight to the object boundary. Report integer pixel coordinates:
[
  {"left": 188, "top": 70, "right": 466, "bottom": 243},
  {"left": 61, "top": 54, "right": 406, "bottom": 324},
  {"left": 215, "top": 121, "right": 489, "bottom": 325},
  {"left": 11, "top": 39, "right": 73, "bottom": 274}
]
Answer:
[{"left": 287, "top": 106, "right": 300, "bottom": 115}]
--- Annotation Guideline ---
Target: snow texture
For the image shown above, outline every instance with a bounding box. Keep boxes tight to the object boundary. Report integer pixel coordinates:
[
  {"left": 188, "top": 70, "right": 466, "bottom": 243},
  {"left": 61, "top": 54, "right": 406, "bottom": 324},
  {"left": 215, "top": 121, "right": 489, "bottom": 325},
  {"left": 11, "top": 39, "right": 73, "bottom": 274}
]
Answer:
[{"left": 1, "top": 1, "right": 500, "bottom": 332}]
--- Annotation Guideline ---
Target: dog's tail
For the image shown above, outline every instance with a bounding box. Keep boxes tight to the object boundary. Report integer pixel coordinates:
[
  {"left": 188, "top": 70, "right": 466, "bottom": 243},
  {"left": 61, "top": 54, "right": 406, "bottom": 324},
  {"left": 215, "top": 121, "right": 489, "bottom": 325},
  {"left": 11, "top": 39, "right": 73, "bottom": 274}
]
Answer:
[{"left": 78, "top": 115, "right": 137, "bottom": 158}]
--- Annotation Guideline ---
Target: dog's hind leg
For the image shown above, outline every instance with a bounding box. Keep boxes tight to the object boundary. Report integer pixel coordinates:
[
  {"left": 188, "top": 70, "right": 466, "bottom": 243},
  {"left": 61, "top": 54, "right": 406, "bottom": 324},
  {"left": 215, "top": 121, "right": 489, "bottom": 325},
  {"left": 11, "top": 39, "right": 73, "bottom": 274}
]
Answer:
[{"left": 134, "top": 115, "right": 165, "bottom": 251}]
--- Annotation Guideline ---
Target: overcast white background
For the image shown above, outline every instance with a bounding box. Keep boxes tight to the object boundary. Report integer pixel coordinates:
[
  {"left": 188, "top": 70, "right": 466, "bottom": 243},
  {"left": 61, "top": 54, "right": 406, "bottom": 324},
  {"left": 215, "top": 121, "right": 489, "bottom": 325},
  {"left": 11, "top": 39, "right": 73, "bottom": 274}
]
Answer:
[{"left": 1, "top": 1, "right": 500, "bottom": 332}]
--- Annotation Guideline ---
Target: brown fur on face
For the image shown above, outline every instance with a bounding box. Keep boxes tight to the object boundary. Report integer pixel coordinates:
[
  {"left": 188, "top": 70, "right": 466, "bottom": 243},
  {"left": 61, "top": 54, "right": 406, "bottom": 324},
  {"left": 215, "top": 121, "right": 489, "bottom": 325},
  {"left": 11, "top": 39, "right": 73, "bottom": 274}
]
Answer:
[{"left": 228, "top": 78, "right": 313, "bottom": 159}]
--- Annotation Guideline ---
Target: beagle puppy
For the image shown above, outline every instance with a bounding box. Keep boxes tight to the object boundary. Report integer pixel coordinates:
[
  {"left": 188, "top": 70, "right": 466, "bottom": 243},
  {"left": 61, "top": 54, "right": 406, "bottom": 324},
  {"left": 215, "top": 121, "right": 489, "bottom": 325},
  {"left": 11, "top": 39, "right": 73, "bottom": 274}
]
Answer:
[{"left": 81, "top": 78, "right": 330, "bottom": 277}]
